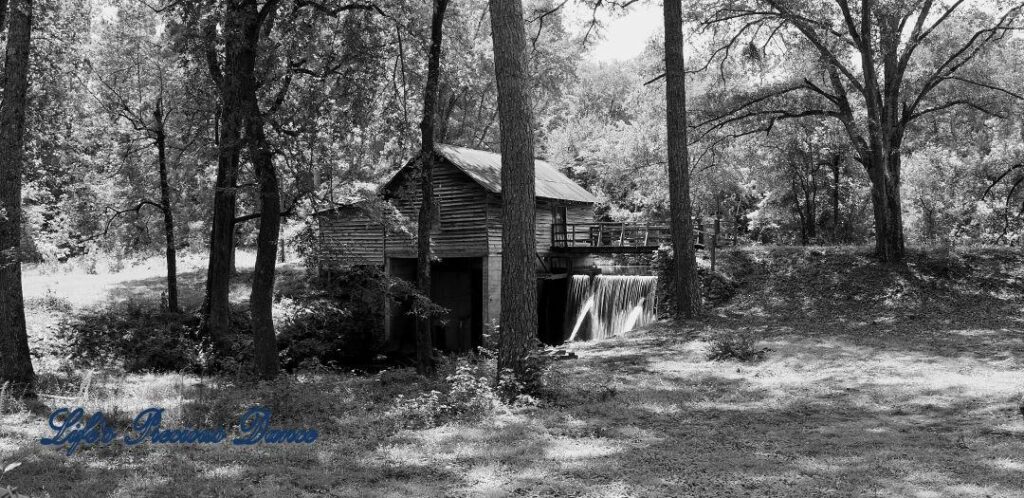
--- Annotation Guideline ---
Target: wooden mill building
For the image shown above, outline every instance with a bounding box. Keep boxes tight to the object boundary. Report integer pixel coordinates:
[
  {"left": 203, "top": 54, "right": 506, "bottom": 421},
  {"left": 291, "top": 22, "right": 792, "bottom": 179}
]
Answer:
[{"left": 317, "top": 144, "right": 600, "bottom": 351}]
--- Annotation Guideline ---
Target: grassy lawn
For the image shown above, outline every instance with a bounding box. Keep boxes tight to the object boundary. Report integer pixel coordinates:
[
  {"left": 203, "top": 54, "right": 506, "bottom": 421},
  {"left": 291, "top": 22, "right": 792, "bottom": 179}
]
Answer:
[{"left": 2, "top": 247, "right": 1023, "bottom": 497}]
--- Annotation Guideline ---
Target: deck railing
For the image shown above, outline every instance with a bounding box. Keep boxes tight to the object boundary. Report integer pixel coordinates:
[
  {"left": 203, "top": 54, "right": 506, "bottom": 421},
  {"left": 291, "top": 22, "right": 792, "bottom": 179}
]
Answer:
[{"left": 551, "top": 219, "right": 741, "bottom": 269}]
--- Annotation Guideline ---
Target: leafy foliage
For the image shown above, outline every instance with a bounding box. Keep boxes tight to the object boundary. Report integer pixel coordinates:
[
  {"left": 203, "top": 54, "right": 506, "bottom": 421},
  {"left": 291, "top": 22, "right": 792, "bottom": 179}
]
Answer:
[
  {"left": 705, "top": 332, "right": 770, "bottom": 362},
  {"left": 53, "top": 301, "right": 203, "bottom": 373},
  {"left": 387, "top": 363, "right": 497, "bottom": 430},
  {"left": 652, "top": 247, "right": 739, "bottom": 317}
]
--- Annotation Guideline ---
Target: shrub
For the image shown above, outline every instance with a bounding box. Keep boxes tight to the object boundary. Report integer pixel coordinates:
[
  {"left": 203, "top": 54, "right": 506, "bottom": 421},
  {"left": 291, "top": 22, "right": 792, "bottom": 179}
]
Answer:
[
  {"left": 276, "top": 297, "right": 381, "bottom": 370},
  {"left": 478, "top": 326, "right": 552, "bottom": 403},
  {"left": 24, "top": 289, "right": 73, "bottom": 314},
  {"left": 276, "top": 266, "right": 387, "bottom": 371},
  {"left": 653, "top": 247, "right": 739, "bottom": 316},
  {"left": 386, "top": 360, "right": 497, "bottom": 429},
  {"left": 54, "top": 301, "right": 204, "bottom": 373},
  {"left": 705, "top": 332, "right": 770, "bottom": 362}
]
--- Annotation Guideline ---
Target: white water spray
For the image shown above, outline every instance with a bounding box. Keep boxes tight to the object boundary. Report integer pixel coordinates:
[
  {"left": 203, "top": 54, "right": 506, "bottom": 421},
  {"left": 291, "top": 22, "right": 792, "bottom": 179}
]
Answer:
[{"left": 564, "top": 275, "right": 657, "bottom": 341}]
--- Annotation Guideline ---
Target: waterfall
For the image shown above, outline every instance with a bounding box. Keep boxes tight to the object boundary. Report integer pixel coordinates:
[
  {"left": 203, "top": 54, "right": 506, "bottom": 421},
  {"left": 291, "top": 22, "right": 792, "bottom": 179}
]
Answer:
[{"left": 565, "top": 274, "right": 657, "bottom": 342}]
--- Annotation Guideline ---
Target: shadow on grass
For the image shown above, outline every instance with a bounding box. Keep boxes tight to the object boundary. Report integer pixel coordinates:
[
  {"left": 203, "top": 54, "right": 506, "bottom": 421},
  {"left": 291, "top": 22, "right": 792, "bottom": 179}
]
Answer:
[
  {"left": 6, "top": 246, "right": 1023, "bottom": 496},
  {"left": 101, "top": 264, "right": 308, "bottom": 311}
]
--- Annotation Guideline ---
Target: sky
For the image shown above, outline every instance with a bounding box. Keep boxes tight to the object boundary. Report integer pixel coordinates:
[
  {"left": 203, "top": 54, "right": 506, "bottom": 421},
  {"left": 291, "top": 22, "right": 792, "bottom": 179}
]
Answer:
[{"left": 574, "top": 2, "right": 663, "bottom": 63}]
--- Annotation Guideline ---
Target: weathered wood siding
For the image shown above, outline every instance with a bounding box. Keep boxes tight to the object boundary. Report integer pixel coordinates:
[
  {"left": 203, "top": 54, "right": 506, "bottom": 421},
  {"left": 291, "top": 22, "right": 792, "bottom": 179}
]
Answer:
[
  {"left": 485, "top": 196, "right": 593, "bottom": 258},
  {"left": 318, "top": 206, "right": 385, "bottom": 266},
  {"left": 385, "top": 159, "right": 490, "bottom": 258},
  {"left": 318, "top": 158, "right": 595, "bottom": 269}
]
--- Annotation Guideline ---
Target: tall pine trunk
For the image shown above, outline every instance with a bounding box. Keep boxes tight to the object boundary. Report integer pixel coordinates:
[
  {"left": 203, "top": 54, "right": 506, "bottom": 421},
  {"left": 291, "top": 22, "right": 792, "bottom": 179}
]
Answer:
[
  {"left": 153, "top": 99, "right": 179, "bottom": 313},
  {"left": 663, "top": 0, "right": 701, "bottom": 317},
  {"left": 415, "top": 0, "right": 450, "bottom": 377},
  {"left": 0, "top": 0, "right": 35, "bottom": 394},
  {"left": 489, "top": 0, "right": 537, "bottom": 378}
]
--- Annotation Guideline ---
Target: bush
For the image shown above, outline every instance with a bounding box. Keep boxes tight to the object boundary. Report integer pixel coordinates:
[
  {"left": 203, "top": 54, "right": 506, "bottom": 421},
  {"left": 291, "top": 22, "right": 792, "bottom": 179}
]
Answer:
[
  {"left": 705, "top": 332, "right": 770, "bottom": 362},
  {"left": 478, "top": 326, "right": 552, "bottom": 403},
  {"left": 275, "top": 265, "right": 388, "bottom": 371},
  {"left": 386, "top": 360, "right": 497, "bottom": 429},
  {"left": 54, "top": 301, "right": 204, "bottom": 373},
  {"left": 653, "top": 247, "right": 738, "bottom": 316},
  {"left": 275, "top": 298, "right": 381, "bottom": 371},
  {"left": 24, "top": 289, "right": 73, "bottom": 314}
]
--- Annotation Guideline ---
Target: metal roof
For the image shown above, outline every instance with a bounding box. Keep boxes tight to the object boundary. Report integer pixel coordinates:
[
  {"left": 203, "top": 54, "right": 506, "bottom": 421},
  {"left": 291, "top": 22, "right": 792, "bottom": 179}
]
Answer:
[{"left": 434, "top": 144, "right": 598, "bottom": 204}]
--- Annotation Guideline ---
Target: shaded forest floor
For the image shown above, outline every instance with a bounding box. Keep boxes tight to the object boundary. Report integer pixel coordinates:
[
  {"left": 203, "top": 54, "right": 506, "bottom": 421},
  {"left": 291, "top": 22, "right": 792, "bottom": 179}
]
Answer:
[{"left": 3, "top": 246, "right": 1024, "bottom": 497}]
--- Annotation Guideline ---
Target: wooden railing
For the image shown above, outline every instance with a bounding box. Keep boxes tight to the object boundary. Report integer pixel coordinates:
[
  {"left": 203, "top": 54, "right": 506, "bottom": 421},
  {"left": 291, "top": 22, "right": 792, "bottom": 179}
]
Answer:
[
  {"left": 552, "top": 218, "right": 741, "bottom": 269},
  {"left": 552, "top": 222, "right": 671, "bottom": 248}
]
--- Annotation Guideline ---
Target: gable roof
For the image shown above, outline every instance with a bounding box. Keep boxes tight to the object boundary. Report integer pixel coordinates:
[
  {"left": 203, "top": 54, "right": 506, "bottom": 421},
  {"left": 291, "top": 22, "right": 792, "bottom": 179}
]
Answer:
[
  {"left": 436, "top": 144, "right": 597, "bottom": 203},
  {"left": 389, "top": 144, "right": 597, "bottom": 204}
]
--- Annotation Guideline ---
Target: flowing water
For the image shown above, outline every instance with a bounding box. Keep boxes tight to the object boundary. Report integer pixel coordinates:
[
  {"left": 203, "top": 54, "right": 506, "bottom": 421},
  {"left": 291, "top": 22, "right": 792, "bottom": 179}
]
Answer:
[{"left": 565, "top": 274, "right": 658, "bottom": 342}]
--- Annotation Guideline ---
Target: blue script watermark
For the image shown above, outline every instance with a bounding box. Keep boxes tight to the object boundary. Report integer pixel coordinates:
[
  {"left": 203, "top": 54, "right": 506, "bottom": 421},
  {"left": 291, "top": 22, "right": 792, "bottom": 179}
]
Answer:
[{"left": 40, "top": 406, "right": 318, "bottom": 455}]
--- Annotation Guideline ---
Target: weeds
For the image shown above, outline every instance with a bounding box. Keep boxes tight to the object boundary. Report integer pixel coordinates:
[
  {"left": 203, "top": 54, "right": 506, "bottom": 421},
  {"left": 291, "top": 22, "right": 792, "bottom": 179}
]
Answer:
[{"left": 705, "top": 332, "right": 771, "bottom": 362}]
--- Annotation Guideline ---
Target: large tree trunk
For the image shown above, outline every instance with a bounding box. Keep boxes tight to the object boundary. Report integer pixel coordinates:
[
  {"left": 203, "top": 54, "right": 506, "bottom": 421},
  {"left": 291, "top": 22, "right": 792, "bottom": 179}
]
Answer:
[
  {"left": 237, "top": 0, "right": 279, "bottom": 380},
  {"left": 663, "top": 0, "right": 701, "bottom": 317},
  {"left": 867, "top": 152, "right": 905, "bottom": 262},
  {"left": 489, "top": 0, "right": 537, "bottom": 378},
  {"left": 248, "top": 121, "right": 280, "bottom": 380},
  {"left": 415, "top": 0, "right": 450, "bottom": 377},
  {"left": 203, "top": 0, "right": 252, "bottom": 345},
  {"left": 0, "top": 0, "right": 35, "bottom": 394},
  {"left": 153, "top": 100, "right": 179, "bottom": 313}
]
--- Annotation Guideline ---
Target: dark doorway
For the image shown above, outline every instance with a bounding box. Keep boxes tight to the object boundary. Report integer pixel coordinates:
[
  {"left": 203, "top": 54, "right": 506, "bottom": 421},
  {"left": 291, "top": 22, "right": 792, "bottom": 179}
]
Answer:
[
  {"left": 537, "top": 274, "right": 569, "bottom": 345},
  {"left": 387, "top": 257, "right": 483, "bottom": 353}
]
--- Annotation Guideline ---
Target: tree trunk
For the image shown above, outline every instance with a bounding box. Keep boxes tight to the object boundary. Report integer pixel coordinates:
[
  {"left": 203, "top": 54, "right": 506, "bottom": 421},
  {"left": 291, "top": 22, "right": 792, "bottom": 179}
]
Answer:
[
  {"left": 238, "top": 0, "right": 279, "bottom": 380},
  {"left": 248, "top": 121, "right": 280, "bottom": 380},
  {"left": 0, "top": 0, "right": 35, "bottom": 394},
  {"left": 805, "top": 184, "right": 816, "bottom": 241},
  {"left": 867, "top": 153, "right": 905, "bottom": 262},
  {"left": 489, "top": 0, "right": 538, "bottom": 378},
  {"left": 0, "top": 0, "right": 8, "bottom": 34},
  {"left": 663, "top": 0, "right": 701, "bottom": 317},
  {"left": 203, "top": 0, "right": 252, "bottom": 345},
  {"left": 415, "top": 0, "right": 450, "bottom": 377},
  {"left": 832, "top": 154, "right": 840, "bottom": 242},
  {"left": 153, "top": 100, "right": 179, "bottom": 313}
]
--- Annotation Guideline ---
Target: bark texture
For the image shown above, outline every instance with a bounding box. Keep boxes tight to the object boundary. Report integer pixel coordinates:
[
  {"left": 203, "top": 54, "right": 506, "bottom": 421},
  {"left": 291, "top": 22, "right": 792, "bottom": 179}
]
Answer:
[
  {"left": 415, "top": 0, "right": 450, "bottom": 377},
  {"left": 203, "top": 0, "right": 252, "bottom": 344},
  {"left": 238, "top": 0, "right": 280, "bottom": 379},
  {"left": 0, "top": 0, "right": 35, "bottom": 393},
  {"left": 153, "top": 99, "right": 179, "bottom": 313},
  {"left": 489, "top": 0, "right": 537, "bottom": 377},
  {"left": 663, "top": 0, "right": 701, "bottom": 317}
]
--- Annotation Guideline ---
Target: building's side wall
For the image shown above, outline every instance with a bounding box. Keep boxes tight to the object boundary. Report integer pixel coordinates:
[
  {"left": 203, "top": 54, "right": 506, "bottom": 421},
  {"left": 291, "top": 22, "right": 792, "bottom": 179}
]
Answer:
[
  {"left": 385, "top": 160, "right": 490, "bottom": 259},
  {"left": 485, "top": 195, "right": 594, "bottom": 258},
  {"left": 318, "top": 207, "right": 386, "bottom": 267},
  {"left": 482, "top": 198, "right": 593, "bottom": 326}
]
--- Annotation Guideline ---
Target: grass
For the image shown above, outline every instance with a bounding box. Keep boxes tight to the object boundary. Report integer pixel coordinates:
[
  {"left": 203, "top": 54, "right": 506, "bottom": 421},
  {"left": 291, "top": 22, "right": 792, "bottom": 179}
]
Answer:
[{"left": 2, "top": 245, "right": 1023, "bottom": 496}]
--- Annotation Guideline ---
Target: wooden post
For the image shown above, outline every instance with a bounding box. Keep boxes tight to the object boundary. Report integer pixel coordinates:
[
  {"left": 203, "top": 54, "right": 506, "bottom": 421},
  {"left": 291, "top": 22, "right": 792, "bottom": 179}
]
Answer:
[
  {"left": 643, "top": 222, "right": 650, "bottom": 246},
  {"left": 711, "top": 218, "right": 720, "bottom": 272},
  {"left": 596, "top": 223, "right": 603, "bottom": 247}
]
